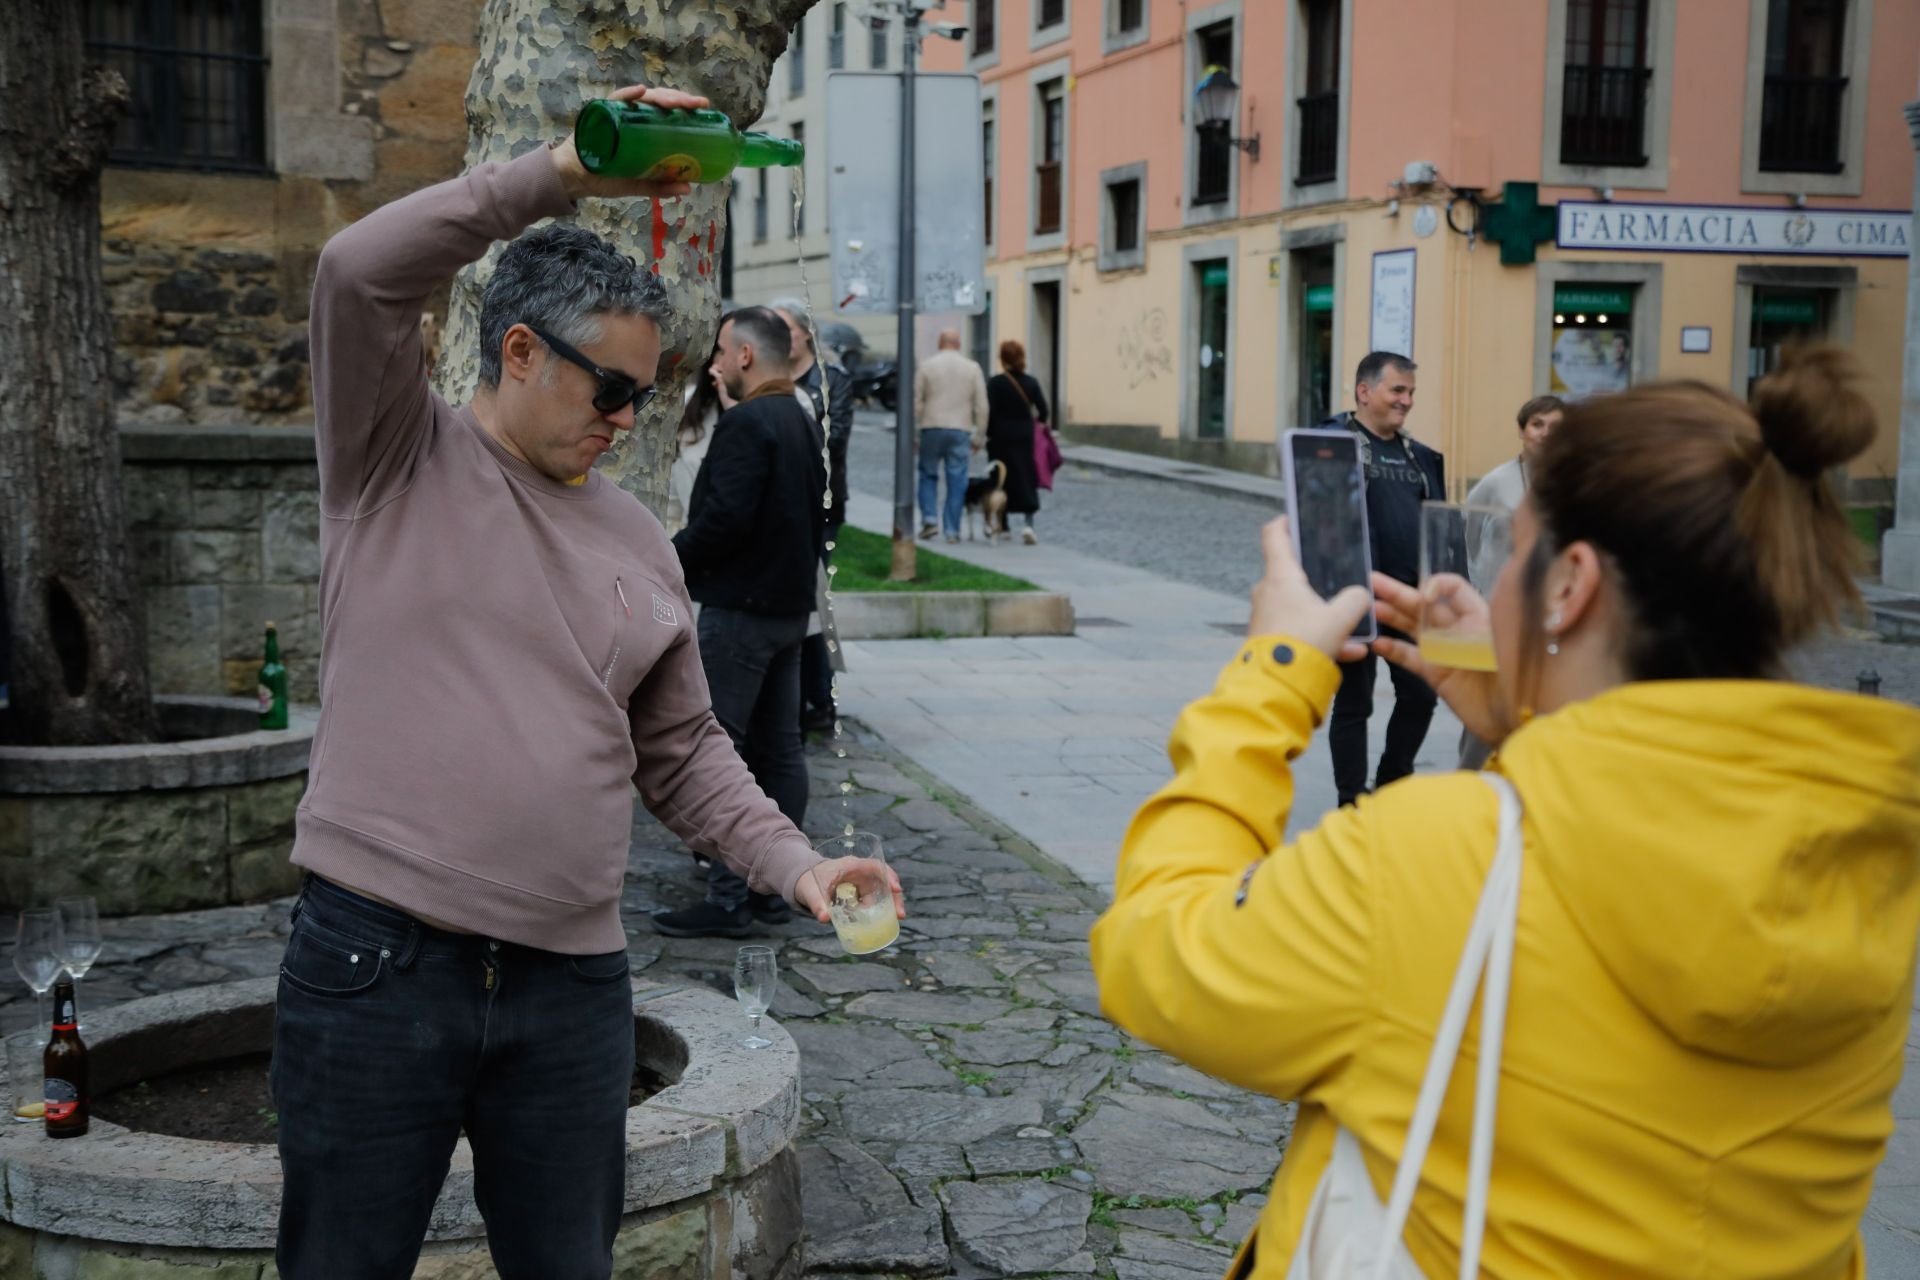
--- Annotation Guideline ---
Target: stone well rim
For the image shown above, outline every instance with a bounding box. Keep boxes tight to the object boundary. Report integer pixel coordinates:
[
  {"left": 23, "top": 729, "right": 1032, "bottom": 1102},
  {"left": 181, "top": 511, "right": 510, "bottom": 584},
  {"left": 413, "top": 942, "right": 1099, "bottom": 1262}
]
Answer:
[
  {"left": 0, "top": 695, "right": 314, "bottom": 795},
  {"left": 0, "top": 974, "right": 799, "bottom": 1249}
]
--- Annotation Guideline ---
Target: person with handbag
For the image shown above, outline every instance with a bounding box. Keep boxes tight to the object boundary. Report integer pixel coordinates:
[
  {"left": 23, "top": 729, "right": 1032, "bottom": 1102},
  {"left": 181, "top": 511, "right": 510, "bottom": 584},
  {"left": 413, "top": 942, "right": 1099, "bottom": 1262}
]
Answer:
[
  {"left": 985, "top": 339, "right": 1053, "bottom": 544},
  {"left": 1091, "top": 346, "right": 1920, "bottom": 1278}
]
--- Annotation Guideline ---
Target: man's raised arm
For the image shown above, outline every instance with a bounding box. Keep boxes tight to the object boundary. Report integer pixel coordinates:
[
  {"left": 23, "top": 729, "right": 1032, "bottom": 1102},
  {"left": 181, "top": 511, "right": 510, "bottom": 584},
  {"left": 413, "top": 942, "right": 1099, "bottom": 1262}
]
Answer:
[{"left": 308, "top": 83, "right": 706, "bottom": 520}]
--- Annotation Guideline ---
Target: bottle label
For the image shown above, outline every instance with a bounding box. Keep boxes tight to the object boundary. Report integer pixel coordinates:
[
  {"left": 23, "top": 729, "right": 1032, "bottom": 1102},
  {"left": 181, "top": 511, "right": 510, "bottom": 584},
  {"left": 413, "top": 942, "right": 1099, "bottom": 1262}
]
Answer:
[
  {"left": 643, "top": 154, "right": 702, "bottom": 183},
  {"left": 259, "top": 683, "right": 273, "bottom": 714},
  {"left": 44, "top": 1078, "right": 79, "bottom": 1122}
]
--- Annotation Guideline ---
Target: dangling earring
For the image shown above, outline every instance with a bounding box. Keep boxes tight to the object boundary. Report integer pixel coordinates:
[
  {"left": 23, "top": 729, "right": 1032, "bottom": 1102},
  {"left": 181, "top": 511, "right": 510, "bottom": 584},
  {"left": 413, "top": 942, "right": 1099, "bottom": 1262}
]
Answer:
[
  {"left": 1546, "top": 610, "right": 1562, "bottom": 656},
  {"left": 1546, "top": 639, "right": 1560, "bottom": 656}
]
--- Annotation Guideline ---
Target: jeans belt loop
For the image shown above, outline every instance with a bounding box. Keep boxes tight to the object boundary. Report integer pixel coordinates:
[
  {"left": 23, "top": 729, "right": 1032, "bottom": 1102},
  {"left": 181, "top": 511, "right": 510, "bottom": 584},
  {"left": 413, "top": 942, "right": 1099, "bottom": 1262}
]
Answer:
[{"left": 392, "top": 921, "right": 423, "bottom": 972}]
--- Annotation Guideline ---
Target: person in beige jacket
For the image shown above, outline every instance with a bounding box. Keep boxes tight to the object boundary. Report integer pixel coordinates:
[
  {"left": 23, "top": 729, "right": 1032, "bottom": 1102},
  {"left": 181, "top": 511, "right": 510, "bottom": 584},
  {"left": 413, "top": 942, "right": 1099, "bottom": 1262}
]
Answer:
[{"left": 914, "top": 330, "right": 990, "bottom": 541}]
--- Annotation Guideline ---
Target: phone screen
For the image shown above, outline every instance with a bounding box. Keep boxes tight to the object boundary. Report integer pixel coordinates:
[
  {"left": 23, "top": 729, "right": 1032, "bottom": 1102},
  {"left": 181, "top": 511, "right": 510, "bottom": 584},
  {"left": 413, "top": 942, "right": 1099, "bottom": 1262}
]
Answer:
[{"left": 1283, "top": 430, "right": 1377, "bottom": 640}]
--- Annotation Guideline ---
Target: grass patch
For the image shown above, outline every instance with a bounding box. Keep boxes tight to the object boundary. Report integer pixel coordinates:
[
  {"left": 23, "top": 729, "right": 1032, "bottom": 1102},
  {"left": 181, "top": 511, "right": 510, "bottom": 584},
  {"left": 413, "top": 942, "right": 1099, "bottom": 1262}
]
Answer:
[{"left": 831, "top": 526, "right": 1041, "bottom": 594}]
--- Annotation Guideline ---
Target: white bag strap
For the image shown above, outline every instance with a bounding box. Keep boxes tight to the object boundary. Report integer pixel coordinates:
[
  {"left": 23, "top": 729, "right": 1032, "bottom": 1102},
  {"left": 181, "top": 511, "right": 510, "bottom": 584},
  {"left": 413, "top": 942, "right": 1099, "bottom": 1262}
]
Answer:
[{"left": 1371, "top": 775, "right": 1524, "bottom": 1280}]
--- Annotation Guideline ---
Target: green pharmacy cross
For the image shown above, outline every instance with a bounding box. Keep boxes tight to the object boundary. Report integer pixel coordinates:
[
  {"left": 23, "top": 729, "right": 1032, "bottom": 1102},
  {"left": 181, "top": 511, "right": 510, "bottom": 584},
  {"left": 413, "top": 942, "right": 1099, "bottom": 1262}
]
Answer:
[{"left": 1482, "top": 182, "right": 1558, "bottom": 266}]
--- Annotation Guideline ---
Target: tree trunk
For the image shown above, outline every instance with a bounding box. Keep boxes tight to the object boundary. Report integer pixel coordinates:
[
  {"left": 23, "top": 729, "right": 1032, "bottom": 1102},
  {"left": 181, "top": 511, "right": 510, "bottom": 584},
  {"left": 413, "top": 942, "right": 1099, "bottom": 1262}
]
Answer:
[
  {"left": 436, "top": 0, "right": 816, "bottom": 514},
  {"left": 0, "top": 5, "right": 156, "bottom": 746}
]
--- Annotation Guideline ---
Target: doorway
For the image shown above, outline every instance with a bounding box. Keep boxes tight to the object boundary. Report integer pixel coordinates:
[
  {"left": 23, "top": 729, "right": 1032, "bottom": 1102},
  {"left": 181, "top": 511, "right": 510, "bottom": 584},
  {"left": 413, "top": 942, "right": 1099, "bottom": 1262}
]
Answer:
[
  {"left": 1746, "top": 287, "right": 1829, "bottom": 396},
  {"left": 1295, "top": 248, "right": 1335, "bottom": 427},
  {"left": 1031, "top": 279, "right": 1062, "bottom": 421},
  {"left": 1194, "top": 259, "right": 1230, "bottom": 439}
]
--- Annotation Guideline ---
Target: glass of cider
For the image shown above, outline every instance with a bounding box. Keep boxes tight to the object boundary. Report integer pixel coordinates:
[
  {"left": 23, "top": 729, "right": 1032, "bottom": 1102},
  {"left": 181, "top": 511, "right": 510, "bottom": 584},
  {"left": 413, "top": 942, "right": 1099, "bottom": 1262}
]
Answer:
[
  {"left": 1418, "top": 502, "right": 1512, "bottom": 673},
  {"left": 808, "top": 832, "right": 900, "bottom": 956}
]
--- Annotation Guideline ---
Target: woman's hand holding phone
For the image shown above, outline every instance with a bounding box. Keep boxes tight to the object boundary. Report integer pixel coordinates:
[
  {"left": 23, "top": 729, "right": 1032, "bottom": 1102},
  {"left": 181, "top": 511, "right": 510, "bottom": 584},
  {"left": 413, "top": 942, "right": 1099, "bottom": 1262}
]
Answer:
[
  {"left": 1249, "top": 518, "right": 1373, "bottom": 663},
  {"left": 1370, "top": 573, "right": 1512, "bottom": 743}
]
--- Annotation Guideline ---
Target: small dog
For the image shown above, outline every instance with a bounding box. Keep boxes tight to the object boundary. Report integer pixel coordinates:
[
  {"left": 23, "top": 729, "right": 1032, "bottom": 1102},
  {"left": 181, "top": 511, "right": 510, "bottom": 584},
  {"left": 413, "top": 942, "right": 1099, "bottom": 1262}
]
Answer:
[{"left": 964, "top": 461, "right": 1009, "bottom": 542}]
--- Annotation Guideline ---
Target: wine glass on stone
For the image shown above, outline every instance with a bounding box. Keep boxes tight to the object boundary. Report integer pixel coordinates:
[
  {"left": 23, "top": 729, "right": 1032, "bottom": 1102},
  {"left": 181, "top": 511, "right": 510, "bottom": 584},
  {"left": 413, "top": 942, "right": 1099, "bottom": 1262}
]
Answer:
[
  {"left": 734, "top": 946, "right": 778, "bottom": 1050},
  {"left": 12, "top": 910, "right": 63, "bottom": 1043},
  {"left": 55, "top": 897, "right": 102, "bottom": 1030}
]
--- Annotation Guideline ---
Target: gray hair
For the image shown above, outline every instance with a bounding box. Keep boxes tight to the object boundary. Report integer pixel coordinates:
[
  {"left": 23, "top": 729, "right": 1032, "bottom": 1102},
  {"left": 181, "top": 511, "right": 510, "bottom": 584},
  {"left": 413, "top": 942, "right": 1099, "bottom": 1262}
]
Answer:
[
  {"left": 477, "top": 224, "right": 670, "bottom": 389},
  {"left": 765, "top": 296, "right": 814, "bottom": 351}
]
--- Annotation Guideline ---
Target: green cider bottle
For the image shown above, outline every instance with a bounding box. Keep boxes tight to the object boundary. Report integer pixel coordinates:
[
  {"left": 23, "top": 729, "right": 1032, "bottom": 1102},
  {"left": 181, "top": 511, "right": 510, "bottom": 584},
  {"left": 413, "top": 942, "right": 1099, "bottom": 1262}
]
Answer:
[
  {"left": 573, "top": 100, "right": 804, "bottom": 184},
  {"left": 258, "top": 622, "right": 288, "bottom": 731}
]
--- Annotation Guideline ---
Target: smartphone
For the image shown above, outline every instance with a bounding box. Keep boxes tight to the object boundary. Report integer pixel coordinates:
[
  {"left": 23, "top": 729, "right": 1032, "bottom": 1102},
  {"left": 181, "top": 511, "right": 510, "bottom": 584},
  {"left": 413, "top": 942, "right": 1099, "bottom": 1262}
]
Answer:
[{"left": 1281, "top": 428, "right": 1378, "bottom": 642}]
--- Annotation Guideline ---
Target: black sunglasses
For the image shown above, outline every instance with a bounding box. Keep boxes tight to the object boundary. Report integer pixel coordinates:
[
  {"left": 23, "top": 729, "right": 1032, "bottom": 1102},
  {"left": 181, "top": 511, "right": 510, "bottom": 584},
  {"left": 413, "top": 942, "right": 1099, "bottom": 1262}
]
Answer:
[{"left": 526, "top": 323, "right": 659, "bottom": 416}]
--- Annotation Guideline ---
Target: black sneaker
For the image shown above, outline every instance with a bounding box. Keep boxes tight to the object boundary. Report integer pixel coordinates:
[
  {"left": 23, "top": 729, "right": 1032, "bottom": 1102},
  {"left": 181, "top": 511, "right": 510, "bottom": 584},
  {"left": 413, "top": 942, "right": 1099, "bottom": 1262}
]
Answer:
[
  {"left": 650, "top": 900, "right": 753, "bottom": 938},
  {"left": 749, "top": 892, "right": 792, "bottom": 926}
]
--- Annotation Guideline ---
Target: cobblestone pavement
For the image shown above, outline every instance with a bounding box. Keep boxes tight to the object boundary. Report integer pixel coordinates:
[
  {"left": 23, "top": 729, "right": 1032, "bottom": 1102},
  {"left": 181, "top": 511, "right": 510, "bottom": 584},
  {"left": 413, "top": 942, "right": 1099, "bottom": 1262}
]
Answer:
[
  {"left": 846, "top": 419, "right": 1920, "bottom": 706},
  {"left": 1, "top": 727, "right": 1285, "bottom": 1278}
]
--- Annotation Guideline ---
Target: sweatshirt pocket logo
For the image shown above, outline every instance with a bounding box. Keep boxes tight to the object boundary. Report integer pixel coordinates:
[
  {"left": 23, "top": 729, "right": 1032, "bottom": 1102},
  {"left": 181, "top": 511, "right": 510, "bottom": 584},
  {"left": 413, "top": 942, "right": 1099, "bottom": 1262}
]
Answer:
[{"left": 651, "top": 593, "right": 678, "bottom": 626}]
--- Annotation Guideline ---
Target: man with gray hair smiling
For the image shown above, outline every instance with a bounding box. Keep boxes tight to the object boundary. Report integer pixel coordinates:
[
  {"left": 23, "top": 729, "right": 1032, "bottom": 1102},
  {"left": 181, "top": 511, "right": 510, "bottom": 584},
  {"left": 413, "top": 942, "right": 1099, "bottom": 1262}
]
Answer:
[{"left": 270, "top": 83, "right": 896, "bottom": 1279}]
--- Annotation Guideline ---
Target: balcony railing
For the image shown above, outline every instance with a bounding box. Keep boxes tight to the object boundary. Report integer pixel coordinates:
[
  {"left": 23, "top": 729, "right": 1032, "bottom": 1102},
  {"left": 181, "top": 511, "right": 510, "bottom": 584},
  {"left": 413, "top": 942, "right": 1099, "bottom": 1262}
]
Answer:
[
  {"left": 1760, "top": 75, "right": 1848, "bottom": 173},
  {"left": 1559, "top": 63, "right": 1652, "bottom": 168},
  {"left": 1035, "top": 162, "right": 1062, "bottom": 235},
  {"left": 1194, "top": 123, "right": 1231, "bottom": 206},
  {"left": 1295, "top": 91, "right": 1338, "bottom": 186}
]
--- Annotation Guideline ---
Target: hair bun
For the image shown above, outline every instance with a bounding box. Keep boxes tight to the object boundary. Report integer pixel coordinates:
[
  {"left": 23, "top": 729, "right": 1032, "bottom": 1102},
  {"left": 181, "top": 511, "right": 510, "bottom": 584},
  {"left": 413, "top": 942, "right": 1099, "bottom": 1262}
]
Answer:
[{"left": 1748, "top": 344, "right": 1875, "bottom": 478}]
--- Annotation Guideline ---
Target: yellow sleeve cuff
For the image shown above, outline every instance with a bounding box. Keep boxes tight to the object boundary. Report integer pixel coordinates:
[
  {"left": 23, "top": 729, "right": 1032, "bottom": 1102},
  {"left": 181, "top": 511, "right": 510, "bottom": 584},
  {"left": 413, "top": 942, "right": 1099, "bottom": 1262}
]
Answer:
[{"left": 1227, "top": 635, "right": 1344, "bottom": 726}]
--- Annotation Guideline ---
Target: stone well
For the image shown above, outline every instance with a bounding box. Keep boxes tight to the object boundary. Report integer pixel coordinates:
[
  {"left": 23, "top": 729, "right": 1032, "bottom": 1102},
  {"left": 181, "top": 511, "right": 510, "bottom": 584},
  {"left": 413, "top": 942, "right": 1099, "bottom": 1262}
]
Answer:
[
  {"left": 0, "top": 696, "right": 312, "bottom": 916},
  {"left": 0, "top": 976, "right": 802, "bottom": 1279}
]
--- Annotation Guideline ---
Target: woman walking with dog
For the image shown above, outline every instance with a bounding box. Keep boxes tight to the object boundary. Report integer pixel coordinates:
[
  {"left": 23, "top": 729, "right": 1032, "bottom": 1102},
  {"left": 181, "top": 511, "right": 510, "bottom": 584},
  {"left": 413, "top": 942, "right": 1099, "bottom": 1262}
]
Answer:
[{"left": 986, "top": 340, "right": 1050, "bottom": 545}]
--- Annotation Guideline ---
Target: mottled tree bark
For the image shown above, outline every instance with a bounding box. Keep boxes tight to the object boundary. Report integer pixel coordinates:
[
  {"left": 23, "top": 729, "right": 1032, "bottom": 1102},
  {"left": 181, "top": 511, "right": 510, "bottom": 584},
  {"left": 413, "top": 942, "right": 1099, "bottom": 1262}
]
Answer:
[
  {"left": 0, "top": 4, "right": 155, "bottom": 745},
  {"left": 436, "top": 0, "right": 815, "bottom": 513}
]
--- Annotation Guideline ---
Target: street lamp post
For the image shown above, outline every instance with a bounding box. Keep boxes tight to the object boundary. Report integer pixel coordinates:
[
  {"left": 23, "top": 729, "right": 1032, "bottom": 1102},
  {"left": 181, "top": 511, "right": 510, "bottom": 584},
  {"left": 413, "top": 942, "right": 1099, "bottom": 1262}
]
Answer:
[{"left": 891, "top": 3, "right": 921, "bottom": 581}]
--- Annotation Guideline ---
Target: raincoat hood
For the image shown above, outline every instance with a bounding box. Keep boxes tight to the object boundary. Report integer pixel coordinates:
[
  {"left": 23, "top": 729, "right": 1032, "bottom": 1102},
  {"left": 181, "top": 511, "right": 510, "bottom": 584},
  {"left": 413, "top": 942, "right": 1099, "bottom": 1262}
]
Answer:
[{"left": 1498, "top": 680, "right": 1920, "bottom": 1067}]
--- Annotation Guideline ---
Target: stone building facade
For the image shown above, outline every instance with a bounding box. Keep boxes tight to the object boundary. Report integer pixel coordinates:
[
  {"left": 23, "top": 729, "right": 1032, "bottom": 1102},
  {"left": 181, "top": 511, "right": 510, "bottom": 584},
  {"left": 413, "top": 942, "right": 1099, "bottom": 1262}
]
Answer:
[{"left": 99, "top": 0, "right": 486, "bottom": 426}]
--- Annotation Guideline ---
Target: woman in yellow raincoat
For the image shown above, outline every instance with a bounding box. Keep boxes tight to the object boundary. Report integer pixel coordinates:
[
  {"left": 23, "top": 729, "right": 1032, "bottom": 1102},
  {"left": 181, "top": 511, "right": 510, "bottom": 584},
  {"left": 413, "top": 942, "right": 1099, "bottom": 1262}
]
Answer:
[{"left": 1091, "top": 347, "right": 1920, "bottom": 1278}]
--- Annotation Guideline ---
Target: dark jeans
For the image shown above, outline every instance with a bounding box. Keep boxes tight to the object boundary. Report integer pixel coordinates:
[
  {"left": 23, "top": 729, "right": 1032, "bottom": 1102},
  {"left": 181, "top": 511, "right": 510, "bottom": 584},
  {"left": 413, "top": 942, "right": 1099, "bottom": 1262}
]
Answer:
[
  {"left": 697, "top": 606, "right": 810, "bottom": 908},
  {"left": 1329, "top": 629, "right": 1439, "bottom": 805},
  {"left": 271, "top": 876, "right": 633, "bottom": 1280}
]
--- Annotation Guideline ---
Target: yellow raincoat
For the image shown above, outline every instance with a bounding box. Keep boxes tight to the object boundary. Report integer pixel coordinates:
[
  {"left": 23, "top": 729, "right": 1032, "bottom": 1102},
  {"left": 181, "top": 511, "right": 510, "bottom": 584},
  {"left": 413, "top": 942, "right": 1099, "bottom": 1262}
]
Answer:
[{"left": 1091, "top": 637, "right": 1920, "bottom": 1278}]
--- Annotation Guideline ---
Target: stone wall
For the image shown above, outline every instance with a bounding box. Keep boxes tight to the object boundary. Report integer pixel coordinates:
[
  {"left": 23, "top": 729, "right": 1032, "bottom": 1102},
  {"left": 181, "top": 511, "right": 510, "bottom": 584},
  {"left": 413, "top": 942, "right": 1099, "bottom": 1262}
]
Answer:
[
  {"left": 104, "top": 0, "right": 484, "bottom": 427},
  {"left": 121, "top": 425, "right": 322, "bottom": 704}
]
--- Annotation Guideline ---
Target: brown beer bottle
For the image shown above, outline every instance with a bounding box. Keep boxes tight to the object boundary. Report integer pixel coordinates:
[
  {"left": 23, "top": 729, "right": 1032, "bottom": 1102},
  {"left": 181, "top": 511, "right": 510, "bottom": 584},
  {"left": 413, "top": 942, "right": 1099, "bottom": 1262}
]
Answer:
[{"left": 43, "top": 978, "right": 88, "bottom": 1139}]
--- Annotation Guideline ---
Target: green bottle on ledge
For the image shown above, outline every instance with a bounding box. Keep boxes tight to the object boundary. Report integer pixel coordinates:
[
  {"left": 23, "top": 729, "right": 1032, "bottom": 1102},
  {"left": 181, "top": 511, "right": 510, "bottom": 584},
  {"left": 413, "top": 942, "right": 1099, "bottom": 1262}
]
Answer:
[
  {"left": 573, "top": 100, "right": 804, "bottom": 184},
  {"left": 258, "top": 622, "right": 288, "bottom": 731}
]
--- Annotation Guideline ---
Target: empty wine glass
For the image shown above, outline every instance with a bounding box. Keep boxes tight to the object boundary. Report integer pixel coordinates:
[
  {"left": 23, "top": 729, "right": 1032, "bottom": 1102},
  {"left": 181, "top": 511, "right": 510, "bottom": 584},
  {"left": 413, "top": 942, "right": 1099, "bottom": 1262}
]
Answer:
[
  {"left": 55, "top": 897, "right": 101, "bottom": 1030},
  {"left": 734, "top": 945, "right": 777, "bottom": 1050},
  {"left": 12, "top": 910, "right": 64, "bottom": 1043}
]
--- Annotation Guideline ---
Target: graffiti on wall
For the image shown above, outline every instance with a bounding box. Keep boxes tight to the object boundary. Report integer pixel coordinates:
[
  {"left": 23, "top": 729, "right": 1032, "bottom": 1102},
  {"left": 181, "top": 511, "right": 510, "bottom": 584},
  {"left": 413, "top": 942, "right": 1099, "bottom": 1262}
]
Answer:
[{"left": 1115, "top": 308, "right": 1173, "bottom": 389}]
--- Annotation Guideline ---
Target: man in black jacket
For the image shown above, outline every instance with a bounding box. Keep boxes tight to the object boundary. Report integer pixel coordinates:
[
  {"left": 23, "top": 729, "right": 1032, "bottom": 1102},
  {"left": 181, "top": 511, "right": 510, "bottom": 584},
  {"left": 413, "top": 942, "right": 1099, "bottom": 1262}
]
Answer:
[
  {"left": 1317, "top": 351, "right": 1445, "bottom": 807},
  {"left": 657, "top": 306, "right": 828, "bottom": 937}
]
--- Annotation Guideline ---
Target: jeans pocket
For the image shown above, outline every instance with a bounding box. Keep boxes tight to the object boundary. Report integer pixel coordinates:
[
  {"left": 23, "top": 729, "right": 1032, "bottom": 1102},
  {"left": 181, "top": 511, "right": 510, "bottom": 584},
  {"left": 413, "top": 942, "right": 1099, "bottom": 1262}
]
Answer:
[
  {"left": 566, "top": 949, "right": 632, "bottom": 984},
  {"left": 280, "top": 922, "right": 388, "bottom": 998}
]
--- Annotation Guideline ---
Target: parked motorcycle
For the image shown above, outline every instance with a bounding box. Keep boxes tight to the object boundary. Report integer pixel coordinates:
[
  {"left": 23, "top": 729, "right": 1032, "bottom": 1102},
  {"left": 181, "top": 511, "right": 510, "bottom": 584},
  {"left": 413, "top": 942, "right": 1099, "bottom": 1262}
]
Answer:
[{"left": 819, "top": 323, "right": 897, "bottom": 412}]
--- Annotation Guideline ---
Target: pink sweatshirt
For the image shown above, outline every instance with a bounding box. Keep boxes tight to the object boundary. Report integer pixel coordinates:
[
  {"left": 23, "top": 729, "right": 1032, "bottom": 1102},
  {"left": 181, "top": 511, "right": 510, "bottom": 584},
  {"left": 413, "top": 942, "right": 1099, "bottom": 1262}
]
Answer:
[{"left": 292, "top": 147, "right": 816, "bottom": 953}]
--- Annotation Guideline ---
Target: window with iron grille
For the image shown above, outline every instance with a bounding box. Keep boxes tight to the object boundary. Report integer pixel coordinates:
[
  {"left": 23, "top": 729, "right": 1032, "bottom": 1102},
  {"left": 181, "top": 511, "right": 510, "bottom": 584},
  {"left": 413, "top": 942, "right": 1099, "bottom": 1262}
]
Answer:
[
  {"left": 829, "top": 3, "right": 846, "bottom": 70},
  {"left": 1559, "top": 0, "right": 1652, "bottom": 167},
  {"left": 1296, "top": 0, "right": 1340, "bottom": 186},
  {"left": 755, "top": 168, "right": 769, "bottom": 244},
  {"left": 870, "top": 15, "right": 889, "bottom": 68},
  {"left": 789, "top": 19, "right": 806, "bottom": 96},
  {"left": 1193, "top": 22, "right": 1233, "bottom": 206},
  {"left": 974, "top": 0, "right": 996, "bottom": 56},
  {"left": 85, "top": 0, "right": 269, "bottom": 173},
  {"left": 1038, "top": 0, "right": 1065, "bottom": 30},
  {"left": 1759, "top": 0, "right": 1848, "bottom": 173},
  {"left": 1035, "top": 80, "right": 1065, "bottom": 236},
  {"left": 982, "top": 103, "right": 996, "bottom": 244}
]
